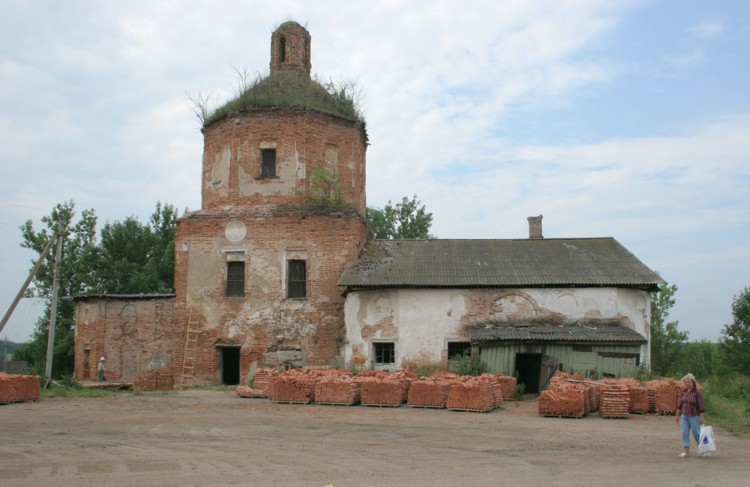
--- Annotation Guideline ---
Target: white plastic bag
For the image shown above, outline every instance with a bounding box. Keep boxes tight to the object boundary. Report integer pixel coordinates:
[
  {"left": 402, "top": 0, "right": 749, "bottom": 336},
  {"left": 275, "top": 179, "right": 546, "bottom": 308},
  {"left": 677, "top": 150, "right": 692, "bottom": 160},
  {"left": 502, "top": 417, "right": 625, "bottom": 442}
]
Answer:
[{"left": 699, "top": 424, "right": 717, "bottom": 454}]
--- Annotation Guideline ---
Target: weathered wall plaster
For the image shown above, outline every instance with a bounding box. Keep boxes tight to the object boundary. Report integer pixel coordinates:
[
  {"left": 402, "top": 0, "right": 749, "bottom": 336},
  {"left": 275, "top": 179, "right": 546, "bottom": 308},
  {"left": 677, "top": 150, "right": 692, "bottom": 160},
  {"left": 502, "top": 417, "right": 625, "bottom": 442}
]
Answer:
[{"left": 344, "top": 287, "right": 651, "bottom": 369}]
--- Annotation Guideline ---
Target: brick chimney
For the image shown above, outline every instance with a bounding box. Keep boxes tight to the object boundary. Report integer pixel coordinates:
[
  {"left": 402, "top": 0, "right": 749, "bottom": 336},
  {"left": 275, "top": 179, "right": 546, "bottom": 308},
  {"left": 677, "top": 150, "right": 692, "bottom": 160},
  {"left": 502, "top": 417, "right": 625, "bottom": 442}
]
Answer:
[{"left": 527, "top": 215, "right": 543, "bottom": 239}]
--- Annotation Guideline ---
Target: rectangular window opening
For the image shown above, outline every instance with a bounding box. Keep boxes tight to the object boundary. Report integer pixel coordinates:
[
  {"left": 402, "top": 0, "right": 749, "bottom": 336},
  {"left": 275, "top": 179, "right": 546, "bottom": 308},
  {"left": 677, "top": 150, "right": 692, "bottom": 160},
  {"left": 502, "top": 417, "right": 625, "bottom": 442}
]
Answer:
[
  {"left": 287, "top": 259, "right": 306, "bottom": 298},
  {"left": 374, "top": 342, "right": 395, "bottom": 365},
  {"left": 261, "top": 149, "right": 276, "bottom": 178},
  {"left": 226, "top": 261, "right": 245, "bottom": 297},
  {"left": 447, "top": 342, "right": 471, "bottom": 359}
]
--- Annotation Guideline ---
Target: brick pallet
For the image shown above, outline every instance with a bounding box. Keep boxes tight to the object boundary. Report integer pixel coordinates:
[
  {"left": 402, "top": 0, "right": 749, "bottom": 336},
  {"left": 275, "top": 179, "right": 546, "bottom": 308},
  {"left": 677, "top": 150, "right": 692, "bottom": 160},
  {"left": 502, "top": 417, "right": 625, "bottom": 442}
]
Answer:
[
  {"left": 599, "top": 388, "right": 630, "bottom": 418},
  {"left": 267, "top": 376, "right": 316, "bottom": 404},
  {"left": 494, "top": 375, "right": 518, "bottom": 400},
  {"left": 628, "top": 386, "right": 649, "bottom": 414},
  {"left": 447, "top": 378, "right": 495, "bottom": 413},
  {"left": 359, "top": 378, "right": 409, "bottom": 407},
  {"left": 407, "top": 378, "right": 456, "bottom": 408},
  {"left": 646, "top": 379, "right": 681, "bottom": 415},
  {"left": 0, "top": 373, "right": 40, "bottom": 404},
  {"left": 315, "top": 377, "right": 361, "bottom": 406},
  {"left": 538, "top": 382, "right": 586, "bottom": 418}
]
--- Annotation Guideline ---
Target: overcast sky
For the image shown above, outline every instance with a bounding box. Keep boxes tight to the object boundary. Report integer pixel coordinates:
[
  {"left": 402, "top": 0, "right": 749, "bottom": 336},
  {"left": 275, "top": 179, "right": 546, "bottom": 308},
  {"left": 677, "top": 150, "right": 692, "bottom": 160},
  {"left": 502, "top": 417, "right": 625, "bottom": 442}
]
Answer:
[{"left": 1, "top": 0, "right": 748, "bottom": 344}]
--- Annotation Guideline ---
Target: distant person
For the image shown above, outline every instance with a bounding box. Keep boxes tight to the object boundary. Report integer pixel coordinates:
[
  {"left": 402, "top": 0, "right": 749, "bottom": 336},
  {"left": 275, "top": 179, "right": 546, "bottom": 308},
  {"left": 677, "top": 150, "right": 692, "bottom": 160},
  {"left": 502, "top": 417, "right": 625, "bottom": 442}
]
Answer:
[
  {"left": 676, "top": 373, "right": 706, "bottom": 458},
  {"left": 98, "top": 357, "right": 107, "bottom": 381}
]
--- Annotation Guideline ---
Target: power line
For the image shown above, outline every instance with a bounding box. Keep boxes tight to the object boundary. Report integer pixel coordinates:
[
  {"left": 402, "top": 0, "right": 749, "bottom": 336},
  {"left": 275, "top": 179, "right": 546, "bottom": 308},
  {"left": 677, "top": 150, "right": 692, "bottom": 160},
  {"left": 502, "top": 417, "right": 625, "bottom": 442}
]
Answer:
[{"left": 0, "top": 201, "right": 47, "bottom": 213}]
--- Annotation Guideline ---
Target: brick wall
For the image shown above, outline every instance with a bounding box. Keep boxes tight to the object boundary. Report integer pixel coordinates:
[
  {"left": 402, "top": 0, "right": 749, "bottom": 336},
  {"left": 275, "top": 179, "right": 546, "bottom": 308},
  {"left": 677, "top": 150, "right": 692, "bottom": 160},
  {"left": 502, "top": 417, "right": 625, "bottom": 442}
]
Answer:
[
  {"left": 201, "top": 109, "right": 367, "bottom": 214},
  {"left": 74, "top": 296, "right": 175, "bottom": 387},
  {"left": 174, "top": 209, "right": 370, "bottom": 385}
]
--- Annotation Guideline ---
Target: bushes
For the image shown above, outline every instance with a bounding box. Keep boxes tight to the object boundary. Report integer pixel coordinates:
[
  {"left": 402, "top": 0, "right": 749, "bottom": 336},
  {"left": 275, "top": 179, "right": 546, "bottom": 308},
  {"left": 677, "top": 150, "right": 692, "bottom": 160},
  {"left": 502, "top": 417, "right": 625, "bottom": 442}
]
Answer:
[{"left": 448, "top": 352, "right": 485, "bottom": 376}]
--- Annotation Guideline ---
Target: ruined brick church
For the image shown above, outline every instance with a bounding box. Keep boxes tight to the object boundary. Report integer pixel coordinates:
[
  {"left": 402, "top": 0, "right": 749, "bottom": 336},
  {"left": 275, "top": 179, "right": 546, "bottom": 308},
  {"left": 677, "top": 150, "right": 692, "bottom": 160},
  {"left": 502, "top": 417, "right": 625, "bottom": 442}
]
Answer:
[{"left": 74, "top": 22, "right": 662, "bottom": 391}]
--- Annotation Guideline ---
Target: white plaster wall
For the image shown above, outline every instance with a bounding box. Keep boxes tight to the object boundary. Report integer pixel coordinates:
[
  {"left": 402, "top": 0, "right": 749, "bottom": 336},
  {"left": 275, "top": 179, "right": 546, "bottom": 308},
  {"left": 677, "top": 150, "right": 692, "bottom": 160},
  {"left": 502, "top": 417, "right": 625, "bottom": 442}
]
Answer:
[
  {"left": 344, "top": 289, "right": 467, "bottom": 369},
  {"left": 344, "top": 287, "right": 652, "bottom": 369}
]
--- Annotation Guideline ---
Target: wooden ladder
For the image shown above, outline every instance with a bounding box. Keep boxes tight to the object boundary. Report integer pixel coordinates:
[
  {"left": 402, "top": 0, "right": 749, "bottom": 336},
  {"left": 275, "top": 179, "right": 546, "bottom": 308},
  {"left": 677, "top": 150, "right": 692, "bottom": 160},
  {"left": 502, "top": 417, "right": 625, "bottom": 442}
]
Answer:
[{"left": 180, "top": 309, "right": 199, "bottom": 388}]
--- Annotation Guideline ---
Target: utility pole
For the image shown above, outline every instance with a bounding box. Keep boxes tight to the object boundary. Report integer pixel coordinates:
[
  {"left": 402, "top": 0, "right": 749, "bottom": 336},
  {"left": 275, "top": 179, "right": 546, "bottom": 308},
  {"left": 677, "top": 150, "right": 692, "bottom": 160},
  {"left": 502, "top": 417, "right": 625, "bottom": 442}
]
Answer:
[
  {"left": 44, "top": 221, "right": 65, "bottom": 386},
  {"left": 0, "top": 236, "right": 56, "bottom": 335}
]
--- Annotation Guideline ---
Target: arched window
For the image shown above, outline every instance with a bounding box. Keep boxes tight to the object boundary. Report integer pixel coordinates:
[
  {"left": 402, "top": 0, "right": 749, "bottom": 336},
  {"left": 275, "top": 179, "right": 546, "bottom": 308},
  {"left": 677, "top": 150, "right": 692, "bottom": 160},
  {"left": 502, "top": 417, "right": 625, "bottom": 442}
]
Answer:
[{"left": 279, "top": 36, "right": 286, "bottom": 62}]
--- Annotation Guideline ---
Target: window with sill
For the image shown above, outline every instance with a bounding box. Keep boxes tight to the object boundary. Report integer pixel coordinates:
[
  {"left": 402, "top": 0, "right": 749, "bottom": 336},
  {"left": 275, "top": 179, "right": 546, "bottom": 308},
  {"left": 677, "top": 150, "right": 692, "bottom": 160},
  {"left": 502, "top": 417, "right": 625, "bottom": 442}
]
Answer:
[
  {"left": 287, "top": 259, "right": 306, "bottom": 298},
  {"left": 225, "top": 261, "right": 245, "bottom": 297},
  {"left": 374, "top": 342, "right": 395, "bottom": 365},
  {"left": 261, "top": 149, "right": 276, "bottom": 178}
]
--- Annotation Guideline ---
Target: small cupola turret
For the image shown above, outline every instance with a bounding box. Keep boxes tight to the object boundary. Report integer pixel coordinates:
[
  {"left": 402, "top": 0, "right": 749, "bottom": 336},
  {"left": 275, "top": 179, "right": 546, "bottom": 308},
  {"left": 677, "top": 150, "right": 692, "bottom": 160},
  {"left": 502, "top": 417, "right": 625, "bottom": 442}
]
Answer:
[{"left": 270, "top": 21, "right": 311, "bottom": 78}]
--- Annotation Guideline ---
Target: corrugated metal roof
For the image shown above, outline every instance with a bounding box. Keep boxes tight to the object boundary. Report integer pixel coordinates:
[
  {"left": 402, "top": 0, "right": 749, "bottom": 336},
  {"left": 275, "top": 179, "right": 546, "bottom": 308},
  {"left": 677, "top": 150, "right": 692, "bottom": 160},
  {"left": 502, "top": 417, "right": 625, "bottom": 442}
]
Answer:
[
  {"left": 338, "top": 238, "right": 662, "bottom": 290},
  {"left": 469, "top": 322, "right": 647, "bottom": 343}
]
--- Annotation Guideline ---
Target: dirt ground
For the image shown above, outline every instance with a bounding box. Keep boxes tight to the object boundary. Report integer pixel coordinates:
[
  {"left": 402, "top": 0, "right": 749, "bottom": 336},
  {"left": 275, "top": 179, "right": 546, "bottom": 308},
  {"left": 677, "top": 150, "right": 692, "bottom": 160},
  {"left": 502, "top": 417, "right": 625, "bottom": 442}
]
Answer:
[{"left": 1, "top": 390, "right": 748, "bottom": 487}]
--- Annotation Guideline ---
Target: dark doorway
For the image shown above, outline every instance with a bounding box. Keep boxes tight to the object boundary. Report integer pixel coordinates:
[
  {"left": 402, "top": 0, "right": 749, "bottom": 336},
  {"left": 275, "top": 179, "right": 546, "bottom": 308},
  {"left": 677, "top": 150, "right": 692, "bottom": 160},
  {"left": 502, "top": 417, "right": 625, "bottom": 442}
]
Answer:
[
  {"left": 515, "top": 353, "right": 560, "bottom": 393},
  {"left": 514, "top": 353, "right": 542, "bottom": 393},
  {"left": 220, "top": 347, "right": 240, "bottom": 385}
]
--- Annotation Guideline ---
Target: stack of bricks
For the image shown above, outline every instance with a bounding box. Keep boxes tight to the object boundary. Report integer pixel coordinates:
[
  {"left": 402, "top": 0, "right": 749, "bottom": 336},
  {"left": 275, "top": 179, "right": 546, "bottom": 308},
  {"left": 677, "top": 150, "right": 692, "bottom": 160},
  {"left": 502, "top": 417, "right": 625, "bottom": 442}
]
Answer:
[
  {"left": 358, "top": 377, "right": 409, "bottom": 407},
  {"left": 599, "top": 387, "right": 630, "bottom": 418},
  {"left": 537, "top": 381, "right": 587, "bottom": 418},
  {"left": 446, "top": 377, "right": 496, "bottom": 413},
  {"left": 586, "top": 386, "right": 602, "bottom": 412},
  {"left": 479, "top": 374, "right": 505, "bottom": 408},
  {"left": 253, "top": 368, "right": 277, "bottom": 393},
  {"left": 627, "top": 385, "right": 649, "bottom": 413},
  {"left": 237, "top": 368, "right": 278, "bottom": 398},
  {"left": 646, "top": 379, "right": 681, "bottom": 415},
  {"left": 315, "top": 375, "right": 360, "bottom": 405},
  {"left": 0, "top": 373, "right": 40, "bottom": 404},
  {"left": 267, "top": 369, "right": 321, "bottom": 404},
  {"left": 494, "top": 374, "right": 518, "bottom": 400},
  {"left": 407, "top": 377, "right": 458, "bottom": 408}
]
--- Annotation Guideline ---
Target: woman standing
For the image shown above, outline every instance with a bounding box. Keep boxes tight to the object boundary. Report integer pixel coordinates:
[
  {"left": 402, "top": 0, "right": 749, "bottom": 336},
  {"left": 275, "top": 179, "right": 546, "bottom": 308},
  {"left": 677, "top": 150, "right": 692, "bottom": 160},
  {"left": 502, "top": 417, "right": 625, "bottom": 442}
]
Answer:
[{"left": 675, "top": 373, "right": 706, "bottom": 458}]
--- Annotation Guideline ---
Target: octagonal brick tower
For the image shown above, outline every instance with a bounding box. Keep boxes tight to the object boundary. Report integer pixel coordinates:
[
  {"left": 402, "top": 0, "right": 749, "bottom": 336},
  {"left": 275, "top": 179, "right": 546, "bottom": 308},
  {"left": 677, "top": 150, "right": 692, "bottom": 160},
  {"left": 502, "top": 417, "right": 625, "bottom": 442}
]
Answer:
[
  {"left": 200, "top": 21, "right": 367, "bottom": 214},
  {"left": 174, "top": 21, "right": 370, "bottom": 386}
]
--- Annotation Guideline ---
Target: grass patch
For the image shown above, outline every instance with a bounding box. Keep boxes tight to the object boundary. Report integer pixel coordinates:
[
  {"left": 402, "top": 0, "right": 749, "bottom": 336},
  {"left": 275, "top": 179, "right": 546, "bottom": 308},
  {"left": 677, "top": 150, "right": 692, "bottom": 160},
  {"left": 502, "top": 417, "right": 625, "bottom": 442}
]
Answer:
[
  {"left": 204, "top": 72, "right": 364, "bottom": 126},
  {"left": 41, "top": 384, "right": 116, "bottom": 399},
  {"left": 703, "top": 374, "right": 750, "bottom": 435}
]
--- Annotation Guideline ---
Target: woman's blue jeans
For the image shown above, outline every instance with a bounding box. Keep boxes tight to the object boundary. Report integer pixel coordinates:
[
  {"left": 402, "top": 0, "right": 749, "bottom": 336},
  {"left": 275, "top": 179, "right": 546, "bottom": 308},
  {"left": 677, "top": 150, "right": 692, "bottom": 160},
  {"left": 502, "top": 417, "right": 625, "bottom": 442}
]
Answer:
[{"left": 680, "top": 414, "right": 701, "bottom": 447}]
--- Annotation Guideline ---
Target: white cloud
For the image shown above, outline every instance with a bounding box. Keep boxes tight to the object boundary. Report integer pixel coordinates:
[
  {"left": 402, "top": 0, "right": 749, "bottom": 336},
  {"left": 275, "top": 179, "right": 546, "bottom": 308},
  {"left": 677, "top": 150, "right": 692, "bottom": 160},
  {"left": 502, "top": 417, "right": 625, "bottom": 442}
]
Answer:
[
  {"left": 688, "top": 20, "right": 726, "bottom": 40},
  {"left": 664, "top": 47, "right": 706, "bottom": 68}
]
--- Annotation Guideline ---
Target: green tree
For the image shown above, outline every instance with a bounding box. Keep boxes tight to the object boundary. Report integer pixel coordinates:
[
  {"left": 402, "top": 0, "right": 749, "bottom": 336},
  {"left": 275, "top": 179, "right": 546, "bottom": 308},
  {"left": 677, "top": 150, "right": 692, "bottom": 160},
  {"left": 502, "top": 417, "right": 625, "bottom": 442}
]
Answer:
[
  {"left": 94, "top": 202, "right": 177, "bottom": 294},
  {"left": 13, "top": 201, "right": 178, "bottom": 378},
  {"left": 650, "top": 282, "right": 689, "bottom": 376},
  {"left": 366, "top": 195, "right": 435, "bottom": 239},
  {"left": 13, "top": 201, "right": 99, "bottom": 378},
  {"left": 718, "top": 286, "right": 750, "bottom": 374},
  {"left": 672, "top": 339, "right": 718, "bottom": 379}
]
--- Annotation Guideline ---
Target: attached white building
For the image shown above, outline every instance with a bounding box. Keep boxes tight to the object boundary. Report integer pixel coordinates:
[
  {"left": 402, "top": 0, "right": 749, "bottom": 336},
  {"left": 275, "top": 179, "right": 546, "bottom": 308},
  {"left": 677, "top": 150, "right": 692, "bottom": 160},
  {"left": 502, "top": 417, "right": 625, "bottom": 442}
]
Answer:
[{"left": 338, "top": 220, "right": 662, "bottom": 392}]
